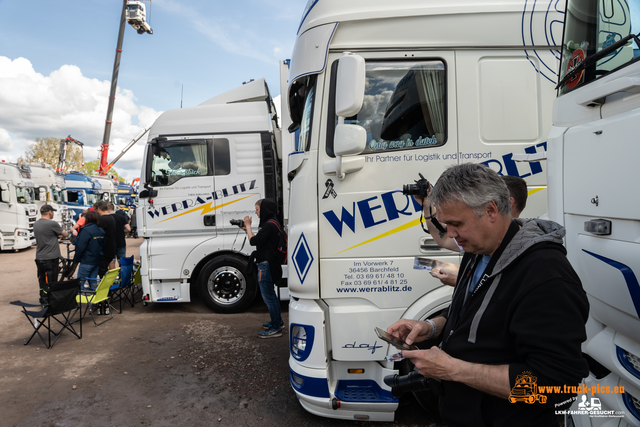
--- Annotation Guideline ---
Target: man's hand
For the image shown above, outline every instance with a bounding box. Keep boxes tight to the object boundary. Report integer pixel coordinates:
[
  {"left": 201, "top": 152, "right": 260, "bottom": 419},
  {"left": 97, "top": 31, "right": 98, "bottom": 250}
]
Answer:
[
  {"left": 412, "top": 194, "right": 428, "bottom": 207},
  {"left": 430, "top": 262, "right": 460, "bottom": 287},
  {"left": 402, "top": 346, "right": 459, "bottom": 381},
  {"left": 402, "top": 347, "right": 511, "bottom": 399},
  {"left": 387, "top": 319, "right": 432, "bottom": 345},
  {"left": 242, "top": 216, "right": 252, "bottom": 229}
]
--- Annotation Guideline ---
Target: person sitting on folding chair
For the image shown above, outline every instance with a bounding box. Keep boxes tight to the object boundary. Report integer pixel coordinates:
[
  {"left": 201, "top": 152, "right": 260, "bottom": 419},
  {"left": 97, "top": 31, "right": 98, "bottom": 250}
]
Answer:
[
  {"left": 34, "top": 205, "right": 68, "bottom": 303},
  {"left": 73, "top": 210, "right": 105, "bottom": 290}
]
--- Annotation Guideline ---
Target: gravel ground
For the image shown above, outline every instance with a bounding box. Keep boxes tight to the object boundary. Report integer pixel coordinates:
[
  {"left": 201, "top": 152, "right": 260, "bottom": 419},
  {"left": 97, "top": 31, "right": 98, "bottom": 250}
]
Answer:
[{"left": 1, "top": 238, "right": 442, "bottom": 427}]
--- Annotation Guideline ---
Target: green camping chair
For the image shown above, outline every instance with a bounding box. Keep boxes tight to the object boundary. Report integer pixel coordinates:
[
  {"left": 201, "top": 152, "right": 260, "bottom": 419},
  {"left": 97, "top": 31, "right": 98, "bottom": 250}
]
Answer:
[{"left": 77, "top": 268, "right": 120, "bottom": 326}]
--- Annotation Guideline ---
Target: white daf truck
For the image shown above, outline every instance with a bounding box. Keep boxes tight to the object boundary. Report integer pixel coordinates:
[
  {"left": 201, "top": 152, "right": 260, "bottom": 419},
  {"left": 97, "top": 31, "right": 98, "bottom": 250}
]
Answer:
[
  {"left": 0, "top": 162, "right": 38, "bottom": 251},
  {"left": 285, "top": 0, "right": 565, "bottom": 421},
  {"left": 137, "top": 78, "right": 288, "bottom": 313},
  {"left": 547, "top": 0, "right": 640, "bottom": 425}
]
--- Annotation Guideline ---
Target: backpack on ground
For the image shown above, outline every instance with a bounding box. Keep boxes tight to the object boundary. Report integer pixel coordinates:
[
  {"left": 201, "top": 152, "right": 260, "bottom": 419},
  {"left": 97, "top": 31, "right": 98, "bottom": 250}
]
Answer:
[{"left": 267, "top": 219, "right": 288, "bottom": 265}]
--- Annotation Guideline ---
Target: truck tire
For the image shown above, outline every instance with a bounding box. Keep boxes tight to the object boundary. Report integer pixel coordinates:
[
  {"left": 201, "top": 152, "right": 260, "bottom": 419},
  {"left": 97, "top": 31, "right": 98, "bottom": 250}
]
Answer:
[{"left": 197, "top": 255, "right": 257, "bottom": 313}]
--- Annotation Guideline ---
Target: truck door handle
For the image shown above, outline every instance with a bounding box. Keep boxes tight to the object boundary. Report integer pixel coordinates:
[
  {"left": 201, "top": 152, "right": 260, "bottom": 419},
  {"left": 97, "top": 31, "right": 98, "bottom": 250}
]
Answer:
[
  {"left": 420, "top": 244, "right": 443, "bottom": 251},
  {"left": 203, "top": 215, "right": 216, "bottom": 226}
]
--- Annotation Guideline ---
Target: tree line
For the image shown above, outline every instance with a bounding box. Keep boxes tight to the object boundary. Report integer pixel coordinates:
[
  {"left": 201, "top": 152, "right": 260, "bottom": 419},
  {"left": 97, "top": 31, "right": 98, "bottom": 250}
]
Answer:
[{"left": 18, "top": 137, "right": 126, "bottom": 182}]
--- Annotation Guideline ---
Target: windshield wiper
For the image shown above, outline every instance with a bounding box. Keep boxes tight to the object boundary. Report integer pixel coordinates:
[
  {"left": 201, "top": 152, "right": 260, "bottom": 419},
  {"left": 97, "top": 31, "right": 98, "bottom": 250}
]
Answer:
[{"left": 556, "top": 32, "right": 640, "bottom": 90}]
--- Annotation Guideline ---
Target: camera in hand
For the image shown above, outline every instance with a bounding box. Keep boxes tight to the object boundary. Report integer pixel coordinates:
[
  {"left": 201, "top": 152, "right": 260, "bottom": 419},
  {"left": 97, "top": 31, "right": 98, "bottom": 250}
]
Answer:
[
  {"left": 402, "top": 173, "right": 430, "bottom": 198},
  {"left": 384, "top": 371, "right": 438, "bottom": 398},
  {"left": 229, "top": 219, "right": 244, "bottom": 227}
]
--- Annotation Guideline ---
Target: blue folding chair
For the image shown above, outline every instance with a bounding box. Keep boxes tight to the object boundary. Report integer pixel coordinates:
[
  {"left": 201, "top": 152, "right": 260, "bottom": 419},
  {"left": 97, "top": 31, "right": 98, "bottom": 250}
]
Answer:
[{"left": 109, "top": 256, "right": 134, "bottom": 313}]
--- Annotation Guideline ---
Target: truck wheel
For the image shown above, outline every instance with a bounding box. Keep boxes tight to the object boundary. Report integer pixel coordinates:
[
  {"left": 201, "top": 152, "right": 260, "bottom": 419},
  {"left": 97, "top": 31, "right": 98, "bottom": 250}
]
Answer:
[{"left": 197, "top": 255, "right": 257, "bottom": 313}]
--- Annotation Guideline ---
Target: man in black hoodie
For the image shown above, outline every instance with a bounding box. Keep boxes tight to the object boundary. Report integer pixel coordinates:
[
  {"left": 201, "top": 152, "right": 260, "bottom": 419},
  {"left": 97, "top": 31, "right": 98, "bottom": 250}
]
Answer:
[
  {"left": 242, "top": 198, "right": 283, "bottom": 338},
  {"left": 388, "top": 163, "right": 589, "bottom": 426}
]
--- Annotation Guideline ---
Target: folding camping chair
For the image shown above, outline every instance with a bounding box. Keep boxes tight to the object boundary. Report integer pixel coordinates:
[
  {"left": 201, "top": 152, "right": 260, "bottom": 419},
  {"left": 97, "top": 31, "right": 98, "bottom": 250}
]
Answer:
[
  {"left": 109, "top": 256, "right": 134, "bottom": 313},
  {"left": 132, "top": 265, "right": 142, "bottom": 304},
  {"left": 77, "top": 268, "right": 120, "bottom": 326},
  {"left": 10, "top": 278, "right": 82, "bottom": 349}
]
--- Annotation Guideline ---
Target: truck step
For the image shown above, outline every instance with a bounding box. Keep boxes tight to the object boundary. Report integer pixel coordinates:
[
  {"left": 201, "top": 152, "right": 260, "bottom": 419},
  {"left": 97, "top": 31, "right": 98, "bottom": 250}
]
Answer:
[{"left": 334, "top": 380, "right": 396, "bottom": 403}]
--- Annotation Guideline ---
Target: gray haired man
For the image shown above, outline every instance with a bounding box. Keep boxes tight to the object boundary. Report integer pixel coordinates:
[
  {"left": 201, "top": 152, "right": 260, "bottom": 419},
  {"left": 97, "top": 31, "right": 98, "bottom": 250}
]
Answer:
[{"left": 388, "top": 163, "right": 589, "bottom": 426}]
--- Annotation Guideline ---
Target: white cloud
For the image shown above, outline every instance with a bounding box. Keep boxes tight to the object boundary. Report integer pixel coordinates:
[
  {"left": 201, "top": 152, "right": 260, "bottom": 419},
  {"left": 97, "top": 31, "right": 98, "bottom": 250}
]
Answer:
[
  {"left": 0, "top": 56, "right": 162, "bottom": 180},
  {"left": 0, "top": 128, "right": 15, "bottom": 153}
]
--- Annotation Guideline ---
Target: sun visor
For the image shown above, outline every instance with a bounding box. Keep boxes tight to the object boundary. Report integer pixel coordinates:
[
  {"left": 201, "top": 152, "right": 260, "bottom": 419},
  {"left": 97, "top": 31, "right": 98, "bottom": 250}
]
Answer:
[{"left": 288, "top": 23, "right": 337, "bottom": 93}]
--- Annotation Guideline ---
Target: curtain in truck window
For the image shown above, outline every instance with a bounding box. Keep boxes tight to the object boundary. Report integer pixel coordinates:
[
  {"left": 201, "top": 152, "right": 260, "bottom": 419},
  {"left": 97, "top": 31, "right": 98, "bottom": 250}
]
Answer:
[
  {"left": 327, "top": 60, "right": 447, "bottom": 157},
  {"left": 150, "top": 141, "right": 209, "bottom": 187}
]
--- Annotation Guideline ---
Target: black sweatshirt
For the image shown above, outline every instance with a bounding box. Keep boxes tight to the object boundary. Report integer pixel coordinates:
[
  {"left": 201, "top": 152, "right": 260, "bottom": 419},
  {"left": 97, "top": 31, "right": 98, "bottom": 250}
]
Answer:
[
  {"left": 249, "top": 199, "right": 282, "bottom": 283},
  {"left": 439, "top": 219, "right": 589, "bottom": 427}
]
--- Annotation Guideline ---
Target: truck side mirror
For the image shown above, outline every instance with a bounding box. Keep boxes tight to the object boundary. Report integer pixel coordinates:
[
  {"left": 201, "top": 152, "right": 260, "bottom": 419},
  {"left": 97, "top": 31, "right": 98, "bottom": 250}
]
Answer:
[
  {"left": 39, "top": 187, "right": 47, "bottom": 202},
  {"left": 335, "top": 53, "right": 365, "bottom": 118},
  {"left": 0, "top": 182, "right": 8, "bottom": 203},
  {"left": 327, "top": 52, "right": 367, "bottom": 179},
  {"left": 102, "top": 192, "right": 110, "bottom": 201},
  {"left": 139, "top": 189, "right": 157, "bottom": 199}
]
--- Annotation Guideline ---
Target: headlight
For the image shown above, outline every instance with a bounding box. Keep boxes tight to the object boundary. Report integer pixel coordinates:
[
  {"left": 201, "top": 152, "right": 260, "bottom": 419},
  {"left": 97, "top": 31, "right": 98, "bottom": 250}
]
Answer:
[
  {"left": 17, "top": 231, "right": 28, "bottom": 237},
  {"left": 290, "top": 324, "right": 314, "bottom": 361}
]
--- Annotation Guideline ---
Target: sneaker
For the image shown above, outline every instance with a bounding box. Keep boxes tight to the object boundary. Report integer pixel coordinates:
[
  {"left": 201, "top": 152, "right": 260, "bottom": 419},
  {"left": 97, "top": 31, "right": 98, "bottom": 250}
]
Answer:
[
  {"left": 83, "top": 283, "right": 90, "bottom": 289},
  {"left": 258, "top": 328, "right": 283, "bottom": 339},
  {"left": 262, "top": 322, "right": 284, "bottom": 330}
]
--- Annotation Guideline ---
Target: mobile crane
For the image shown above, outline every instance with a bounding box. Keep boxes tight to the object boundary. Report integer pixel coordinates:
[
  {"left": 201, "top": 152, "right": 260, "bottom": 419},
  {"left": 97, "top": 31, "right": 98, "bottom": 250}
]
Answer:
[
  {"left": 97, "top": 0, "right": 153, "bottom": 177},
  {"left": 56, "top": 135, "right": 84, "bottom": 174}
]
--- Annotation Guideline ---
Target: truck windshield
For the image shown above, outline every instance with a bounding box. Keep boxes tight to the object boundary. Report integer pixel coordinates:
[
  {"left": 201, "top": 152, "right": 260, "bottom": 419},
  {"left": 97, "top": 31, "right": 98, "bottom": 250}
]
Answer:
[
  {"left": 86, "top": 193, "right": 100, "bottom": 206},
  {"left": 558, "top": 0, "right": 640, "bottom": 95},
  {"left": 16, "top": 186, "right": 34, "bottom": 204}
]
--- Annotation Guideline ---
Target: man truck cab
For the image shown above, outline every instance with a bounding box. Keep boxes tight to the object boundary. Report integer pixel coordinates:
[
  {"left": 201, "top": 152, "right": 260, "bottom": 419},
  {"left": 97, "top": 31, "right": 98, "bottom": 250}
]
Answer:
[
  {"left": 285, "top": 0, "right": 564, "bottom": 421},
  {"left": 0, "top": 162, "right": 37, "bottom": 250},
  {"left": 547, "top": 0, "right": 640, "bottom": 425},
  {"left": 137, "top": 78, "right": 286, "bottom": 313},
  {"left": 65, "top": 172, "right": 102, "bottom": 220}
]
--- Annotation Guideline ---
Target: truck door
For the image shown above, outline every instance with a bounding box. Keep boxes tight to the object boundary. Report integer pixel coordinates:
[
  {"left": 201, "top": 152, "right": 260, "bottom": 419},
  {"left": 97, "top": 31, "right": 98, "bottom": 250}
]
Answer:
[
  {"left": 316, "top": 52, "right": 460, "bottom": 360},
  {"left": 144, "top": 138, "right": 217, "bottom": 281},
  {"left": 211, "top": 135, "right": 265, "bottom": 235},
  {"left": 456, "top": 50, "right": 557, "bottom": 218}
]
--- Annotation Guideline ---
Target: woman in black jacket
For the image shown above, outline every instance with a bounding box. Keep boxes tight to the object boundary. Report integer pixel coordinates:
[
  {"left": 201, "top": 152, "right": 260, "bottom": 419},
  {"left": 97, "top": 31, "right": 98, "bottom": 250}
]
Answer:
[{"left": 242, "top": 199, "right": 283, "bottom": 338}]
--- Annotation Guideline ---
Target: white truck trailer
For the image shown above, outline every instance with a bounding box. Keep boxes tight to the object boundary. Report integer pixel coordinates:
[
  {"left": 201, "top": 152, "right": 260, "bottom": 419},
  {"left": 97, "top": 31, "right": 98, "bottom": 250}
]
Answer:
[
  {"left": 548, "top": 0, "right": 640, "bottom": 425},
  {"left": 0, "top": 162, "right": 38, "bottom": 251},
  {"left": 285, "top": 0, "right": 564, "bottom": 421},
  {"left": 137, "top": 78, "right": 287, "bottom": 313}
]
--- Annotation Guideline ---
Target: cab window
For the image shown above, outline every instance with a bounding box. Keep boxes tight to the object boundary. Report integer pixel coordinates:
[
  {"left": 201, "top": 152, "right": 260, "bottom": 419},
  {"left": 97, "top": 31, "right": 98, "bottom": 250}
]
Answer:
[
  {"left": 289, "top": 75, "right": 317, "bottom": 152},
  {"left": 327, "top": 60, "right": 447, "bottom": 157},
  {"left": 150, "top": 141, "right": 210, "bottom": 187}
]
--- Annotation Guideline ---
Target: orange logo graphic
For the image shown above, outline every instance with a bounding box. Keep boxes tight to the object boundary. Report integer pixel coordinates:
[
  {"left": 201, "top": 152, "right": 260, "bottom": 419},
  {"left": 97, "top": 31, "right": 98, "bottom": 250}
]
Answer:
[{"left": 509, "top": 372, "right": 548, "bottom": 404}]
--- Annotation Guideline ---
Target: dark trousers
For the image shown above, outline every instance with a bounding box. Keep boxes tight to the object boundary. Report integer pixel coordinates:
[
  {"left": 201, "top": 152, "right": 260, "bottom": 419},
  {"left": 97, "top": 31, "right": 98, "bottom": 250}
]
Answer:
[
  {"left": 98, "top": 257, "right": 112, "bottom": 278},
  {"left": 35, "top": 258, "right": 60, "bottom": 302}
]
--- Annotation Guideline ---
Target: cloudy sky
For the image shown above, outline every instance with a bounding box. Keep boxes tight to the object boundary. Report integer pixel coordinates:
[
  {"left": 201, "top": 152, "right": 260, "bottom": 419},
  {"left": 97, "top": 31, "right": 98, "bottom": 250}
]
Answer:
[{"left": 0, "top": 0, "right": 307, "bottom": 180}]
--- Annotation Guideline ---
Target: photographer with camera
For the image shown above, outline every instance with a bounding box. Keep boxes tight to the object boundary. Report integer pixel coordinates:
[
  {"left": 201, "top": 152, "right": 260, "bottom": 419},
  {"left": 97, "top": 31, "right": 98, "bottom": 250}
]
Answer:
[
  {"left": 237, "top": 198, "right": 284, "bottom": 338},
  {"left": 409, "top": 174, "right": 528, "bottom": 287},
  {"left": 389, "top": 163, "right": 589, "bottom": 426}
]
